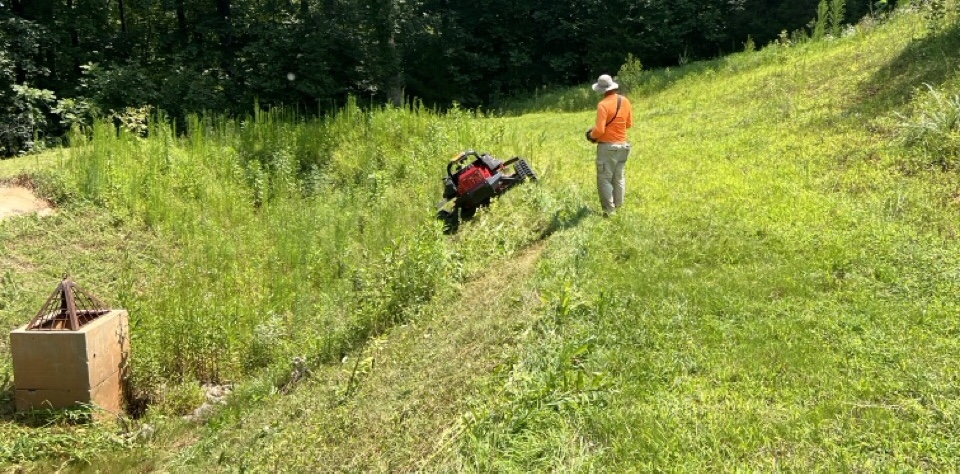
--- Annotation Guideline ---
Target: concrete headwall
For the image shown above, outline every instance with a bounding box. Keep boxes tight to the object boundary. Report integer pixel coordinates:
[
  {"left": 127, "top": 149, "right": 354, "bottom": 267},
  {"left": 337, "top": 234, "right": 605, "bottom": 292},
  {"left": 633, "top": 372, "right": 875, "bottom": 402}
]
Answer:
[{"left": 11, "top": 309, "right": 130, "bottom": 415}]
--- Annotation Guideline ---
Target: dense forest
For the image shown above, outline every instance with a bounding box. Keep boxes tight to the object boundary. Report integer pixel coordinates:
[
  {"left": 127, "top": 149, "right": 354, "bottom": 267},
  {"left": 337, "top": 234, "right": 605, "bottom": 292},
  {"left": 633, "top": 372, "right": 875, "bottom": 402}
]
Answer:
[{"left": 1, "top": 0, "right": 891, "bottom": 155}]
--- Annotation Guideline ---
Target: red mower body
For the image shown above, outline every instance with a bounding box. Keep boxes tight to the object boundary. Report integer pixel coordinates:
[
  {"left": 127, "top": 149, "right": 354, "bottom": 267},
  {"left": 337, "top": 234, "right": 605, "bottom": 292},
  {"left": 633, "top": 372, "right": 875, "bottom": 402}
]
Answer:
[
  {"left": 437, "top": 150, "right": 538, "bottom": 233},
  {"left": 456, "top": 164, "right": 493, "bottom": 196}
]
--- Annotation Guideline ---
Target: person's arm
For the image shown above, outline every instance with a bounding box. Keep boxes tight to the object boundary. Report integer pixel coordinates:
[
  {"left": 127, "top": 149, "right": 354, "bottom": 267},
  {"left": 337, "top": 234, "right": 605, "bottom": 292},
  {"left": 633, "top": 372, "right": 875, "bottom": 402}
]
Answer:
[
  {"left": 625, "top": 100, "right": 633, "bottom": 130},
  {"left": 590, "top": 102, "right": 608, "bottom": 140}
]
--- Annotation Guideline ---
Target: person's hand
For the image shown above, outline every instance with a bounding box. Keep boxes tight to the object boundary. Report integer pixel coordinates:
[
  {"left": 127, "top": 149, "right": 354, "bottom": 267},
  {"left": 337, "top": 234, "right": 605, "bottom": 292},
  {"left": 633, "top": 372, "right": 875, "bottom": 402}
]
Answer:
[{"left": 585, "top": 128, "right": 597, "bottom": 143}]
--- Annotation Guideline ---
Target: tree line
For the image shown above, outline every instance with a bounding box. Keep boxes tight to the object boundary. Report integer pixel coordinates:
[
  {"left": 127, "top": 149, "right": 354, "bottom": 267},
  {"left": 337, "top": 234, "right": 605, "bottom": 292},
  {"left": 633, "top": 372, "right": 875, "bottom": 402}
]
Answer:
[{"left": 1, "top": 0, "right": 891, "bottom": 155}]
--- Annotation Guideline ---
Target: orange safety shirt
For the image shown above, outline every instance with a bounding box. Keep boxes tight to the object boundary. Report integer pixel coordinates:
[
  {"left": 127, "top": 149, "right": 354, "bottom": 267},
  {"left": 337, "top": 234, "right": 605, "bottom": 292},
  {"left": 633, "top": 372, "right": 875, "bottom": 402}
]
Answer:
[{"left": 590, "top": 93, "right": 633, "bottom": 143}]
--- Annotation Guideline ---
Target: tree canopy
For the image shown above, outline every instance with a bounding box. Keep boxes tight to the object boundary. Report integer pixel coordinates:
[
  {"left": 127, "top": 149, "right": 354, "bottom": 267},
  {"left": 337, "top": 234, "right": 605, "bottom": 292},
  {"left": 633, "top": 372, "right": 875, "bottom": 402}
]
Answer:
[{"left": 0, "top": 0, "right": 892, "bottom": 154}]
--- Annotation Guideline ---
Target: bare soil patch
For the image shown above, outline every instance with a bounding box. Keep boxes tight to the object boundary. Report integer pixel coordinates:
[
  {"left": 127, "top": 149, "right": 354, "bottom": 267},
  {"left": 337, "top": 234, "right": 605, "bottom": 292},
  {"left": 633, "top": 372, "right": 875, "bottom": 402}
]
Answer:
[{"left": 0, "top": 186, "right": 54, "bottom": 221}]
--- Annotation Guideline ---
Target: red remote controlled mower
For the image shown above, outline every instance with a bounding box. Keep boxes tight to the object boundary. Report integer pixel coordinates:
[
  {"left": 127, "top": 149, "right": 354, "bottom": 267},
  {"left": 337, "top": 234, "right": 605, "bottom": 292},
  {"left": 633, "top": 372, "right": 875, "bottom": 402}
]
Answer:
[{"left": 437, "top": 150, "right": 538, "bottom": 232}]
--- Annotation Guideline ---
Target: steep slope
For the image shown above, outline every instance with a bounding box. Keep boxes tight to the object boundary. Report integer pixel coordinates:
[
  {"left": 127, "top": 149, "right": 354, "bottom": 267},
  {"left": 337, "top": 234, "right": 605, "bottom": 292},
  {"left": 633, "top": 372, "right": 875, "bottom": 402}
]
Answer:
[
  {"left": 165, "top": 242, "right": 549, "bottom": 471},
  {"left": 4, "top": 6, "right": 960, "bottom": 472},
  {"left": 146, "top": 10, "right": 960, "bottom": 471}
]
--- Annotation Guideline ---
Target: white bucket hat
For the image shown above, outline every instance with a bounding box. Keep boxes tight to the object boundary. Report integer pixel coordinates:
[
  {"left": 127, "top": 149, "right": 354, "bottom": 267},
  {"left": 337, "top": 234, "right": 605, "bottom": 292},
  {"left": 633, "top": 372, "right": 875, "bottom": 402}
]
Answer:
[{"left": 591, "top": 74, "right": 619, "bottom": 93}]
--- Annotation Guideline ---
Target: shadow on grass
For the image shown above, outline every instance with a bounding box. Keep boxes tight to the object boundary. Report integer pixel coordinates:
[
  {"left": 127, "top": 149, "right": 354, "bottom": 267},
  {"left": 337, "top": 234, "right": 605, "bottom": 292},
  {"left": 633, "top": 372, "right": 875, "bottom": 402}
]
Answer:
[
  {"left": 850, "top": 21, "right": 960, "bottom": 117},
  {"left": 0, "top": 375, "right": 14, "bottom": 421},
  {"left": 496, "top": 63, "right": 726, "bottom": 116},
  {"left": 625, "top": 59, "right": 728, "bottom": 96},
  {"left": 539, "top": 206, "right": 593, "bottom": 239}
]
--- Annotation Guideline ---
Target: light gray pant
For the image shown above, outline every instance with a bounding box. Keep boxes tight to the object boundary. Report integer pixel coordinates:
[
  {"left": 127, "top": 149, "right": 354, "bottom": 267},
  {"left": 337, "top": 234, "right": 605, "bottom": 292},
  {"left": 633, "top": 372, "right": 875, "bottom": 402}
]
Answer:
[{"left": 596, "top": 142, "right": 631, "bottom": 214}]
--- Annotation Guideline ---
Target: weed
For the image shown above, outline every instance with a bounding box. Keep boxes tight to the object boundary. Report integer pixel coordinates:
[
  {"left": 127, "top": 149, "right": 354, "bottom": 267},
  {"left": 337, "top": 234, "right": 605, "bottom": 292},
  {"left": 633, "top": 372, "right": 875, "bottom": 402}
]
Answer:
[
  {"left": 814, "top": 0, "right": 830, "bottom": 40},
  {"left": 897, "top": 83, "right": 960, "bottom": 169},
  {"left": 831, "top": 0, "right": 848, "bottom": 37}
]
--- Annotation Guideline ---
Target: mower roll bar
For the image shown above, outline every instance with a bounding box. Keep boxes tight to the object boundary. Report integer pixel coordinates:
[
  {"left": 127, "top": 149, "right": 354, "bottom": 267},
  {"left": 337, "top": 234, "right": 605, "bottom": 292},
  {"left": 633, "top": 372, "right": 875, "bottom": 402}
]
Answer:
[
  {"left": 447, "top": 150, "right": 482, "bottom": 179},
  {"left": 447, "top": 150, "right": 519, "bottom": 179}
]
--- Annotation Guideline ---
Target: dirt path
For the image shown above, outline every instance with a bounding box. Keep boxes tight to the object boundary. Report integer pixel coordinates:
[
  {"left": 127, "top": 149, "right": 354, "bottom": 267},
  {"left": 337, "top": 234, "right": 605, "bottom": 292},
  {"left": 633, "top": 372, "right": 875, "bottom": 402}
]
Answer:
[{"left": 0, "top": 186, "right": 53, "bottom": 221}]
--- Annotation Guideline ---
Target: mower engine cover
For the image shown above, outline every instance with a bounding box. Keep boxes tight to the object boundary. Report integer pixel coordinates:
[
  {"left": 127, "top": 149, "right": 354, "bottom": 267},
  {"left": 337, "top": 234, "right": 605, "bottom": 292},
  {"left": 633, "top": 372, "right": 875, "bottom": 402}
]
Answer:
[{"left": 457, "top": 164, "right": 493, "bottom": 196}]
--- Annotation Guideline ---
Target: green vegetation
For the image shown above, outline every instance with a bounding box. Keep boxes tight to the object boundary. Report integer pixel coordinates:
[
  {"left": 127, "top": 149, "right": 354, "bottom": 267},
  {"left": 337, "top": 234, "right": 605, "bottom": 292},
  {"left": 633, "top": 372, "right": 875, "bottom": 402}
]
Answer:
[
  {"left": 0, "top": 149, "right": 66, "bottom": 179},
  {"left": 1, "top": 4, "right": 960, "bottom": 472},
  {"left": 2, "top": 0, "right": 896, "bottom": 157},
  {"left": 60, "top": 102, "right": 574, "bottom": 391}
]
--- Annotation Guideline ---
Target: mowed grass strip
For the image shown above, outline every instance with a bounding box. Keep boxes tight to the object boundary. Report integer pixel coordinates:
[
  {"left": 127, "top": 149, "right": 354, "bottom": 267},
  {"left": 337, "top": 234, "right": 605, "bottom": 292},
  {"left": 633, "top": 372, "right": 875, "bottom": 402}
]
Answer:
[{"left": 448, "top": 10, "right": 960, "bottom": 472}]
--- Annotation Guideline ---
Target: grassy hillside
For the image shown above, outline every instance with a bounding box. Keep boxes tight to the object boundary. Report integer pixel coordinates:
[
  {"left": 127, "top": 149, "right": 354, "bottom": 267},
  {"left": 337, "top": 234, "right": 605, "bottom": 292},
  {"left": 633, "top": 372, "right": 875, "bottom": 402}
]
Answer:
[{"left": 2, "top": 5, "right": 960, "bottom": 472}]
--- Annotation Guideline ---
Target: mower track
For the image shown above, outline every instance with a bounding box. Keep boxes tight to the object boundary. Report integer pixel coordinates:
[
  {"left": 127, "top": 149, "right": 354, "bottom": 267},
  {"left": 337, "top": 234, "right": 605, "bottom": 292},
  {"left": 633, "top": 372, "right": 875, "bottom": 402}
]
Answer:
[
  {"left": 321, "top": 240, "right": 547, "bottom": 471},
  {"left": 142, "top": 240, "right": 550, "bottom": 472}
]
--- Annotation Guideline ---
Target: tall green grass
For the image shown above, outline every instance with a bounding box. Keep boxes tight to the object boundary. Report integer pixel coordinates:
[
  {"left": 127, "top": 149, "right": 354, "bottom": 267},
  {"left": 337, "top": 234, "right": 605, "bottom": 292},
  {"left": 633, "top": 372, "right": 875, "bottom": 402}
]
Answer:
[{"left": 63, "top": 99, "right": 575, "bottom": 403}]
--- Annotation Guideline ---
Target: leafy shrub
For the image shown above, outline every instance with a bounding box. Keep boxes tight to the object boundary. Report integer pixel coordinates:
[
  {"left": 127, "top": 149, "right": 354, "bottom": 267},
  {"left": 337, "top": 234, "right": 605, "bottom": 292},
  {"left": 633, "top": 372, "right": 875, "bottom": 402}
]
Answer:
[
  {"left": 0, "top": 84, "right": 56, "bottom": 156},
  {"left": 918, "top": 0, "right": 960, "bottom": 28},
  {"left": 111, "top": 106, "right": 151, "bottom": 137},
  {"left": 51, "top": 98, "right": 96, "bottom": 136},
  {"left": 79, "top": 63, "right": 152, "bottom": 108},
  {"left": 615, "top": 54, "right": 644, "bottom": 94}
]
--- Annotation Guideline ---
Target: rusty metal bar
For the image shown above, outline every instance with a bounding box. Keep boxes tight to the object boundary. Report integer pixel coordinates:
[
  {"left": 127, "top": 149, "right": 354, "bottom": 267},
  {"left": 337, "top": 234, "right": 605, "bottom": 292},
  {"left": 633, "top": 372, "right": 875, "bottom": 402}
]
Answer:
[
  {"left": 64, "top": 279, "right": 80, "bottom": 331},
  {"left": 27, "top": 277, "right": 111, "bottom": 331}
]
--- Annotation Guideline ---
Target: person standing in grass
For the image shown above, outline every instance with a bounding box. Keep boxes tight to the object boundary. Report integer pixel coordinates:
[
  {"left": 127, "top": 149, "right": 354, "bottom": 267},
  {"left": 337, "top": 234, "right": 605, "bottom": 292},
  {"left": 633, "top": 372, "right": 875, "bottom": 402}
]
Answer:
[{"left": 586, "top": 74, "right": 633, "bottom": 217}]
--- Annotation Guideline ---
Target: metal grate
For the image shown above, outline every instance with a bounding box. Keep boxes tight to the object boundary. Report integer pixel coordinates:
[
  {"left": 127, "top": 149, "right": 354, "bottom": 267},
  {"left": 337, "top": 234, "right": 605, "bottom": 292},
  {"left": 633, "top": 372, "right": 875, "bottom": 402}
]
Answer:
[{"left": 28, "top": 277, "right": 111, "bottom": 331}]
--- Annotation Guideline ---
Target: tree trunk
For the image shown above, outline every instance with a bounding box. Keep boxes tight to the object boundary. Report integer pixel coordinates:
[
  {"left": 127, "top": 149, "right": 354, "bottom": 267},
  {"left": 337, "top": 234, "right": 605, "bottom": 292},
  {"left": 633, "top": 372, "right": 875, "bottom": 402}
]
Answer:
[
  {"left": 66, "top": 0, "right": 82, "bottom": 78},
  {"left": 387, "top": 33, "right": 403, "bottom": 107},
  {"left": 176, "top": 0, "right": 188, "bottom": 46},
  {"left": 117, "top": 0, "right": 128, "bottom": 35},
  {"left": 375, "top": 0, "right": 404, "bottom": 107}
]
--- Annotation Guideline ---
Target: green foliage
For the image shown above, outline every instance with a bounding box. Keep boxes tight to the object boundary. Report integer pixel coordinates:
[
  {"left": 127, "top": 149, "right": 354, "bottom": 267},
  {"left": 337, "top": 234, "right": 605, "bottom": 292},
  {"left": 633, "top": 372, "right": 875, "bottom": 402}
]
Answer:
[
  {"left": 8, "top": 5, "right": 960, "bottom": 471},
  {"left": 615, "top": 54, "right": 644, "bottom": 94},
  {"left": 78, "top": 63, "right": 159, "bottom": 113},
  {"left": 51, "top": 97, "right": 95, "bottom": 133},
  {"left": 59, "top": 100, "right": 557, "bottom": 400},
  {"left": 0, "top": 84, "right": 56, "bottom": 156},
  {"left": 897, "top": 83, "right": 960, "bottom": 169},
  {"left": 919, "top": 0, "right": 960, "bottom": 28},
  {"left": 149, "top": 381, "right": 207, "bottom": 417},
  {"left": 0, "top": 418, "right": 130, "bottom": 466},
  {"left": 448, "top": 7, "right": 960, "bottom": 472},
  {"left": 458, "top": 272, "right": 612, "bottom": 471},
  {"left": 814, "top": 0, "right": 831, "bottom": 40},
  {"left": 0, "top": 14, "right": 94, "bottom": 155},
  {"left": 0, "top": 0, "right": 885, "bottom": 126},
  {"left": 831, "top": 0, "right": 848, "bottom": 36}
]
